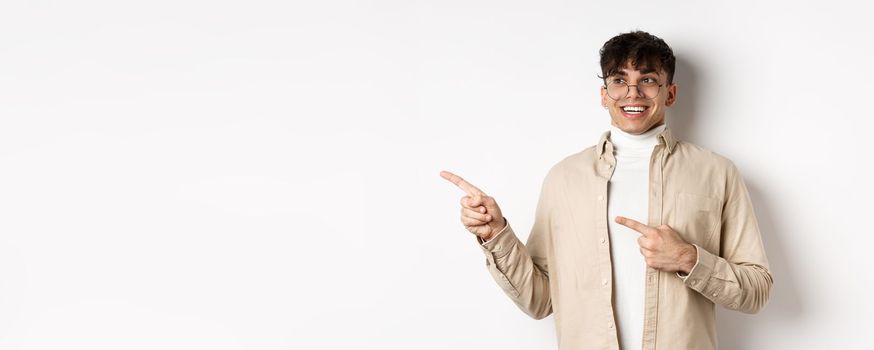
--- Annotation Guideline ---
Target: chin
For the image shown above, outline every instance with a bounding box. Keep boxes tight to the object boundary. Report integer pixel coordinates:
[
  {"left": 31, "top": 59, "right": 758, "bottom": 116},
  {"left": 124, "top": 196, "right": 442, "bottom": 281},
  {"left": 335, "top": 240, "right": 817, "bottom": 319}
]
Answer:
[{"left": 615, "top": 121, "right": 649, "bottom": 134}]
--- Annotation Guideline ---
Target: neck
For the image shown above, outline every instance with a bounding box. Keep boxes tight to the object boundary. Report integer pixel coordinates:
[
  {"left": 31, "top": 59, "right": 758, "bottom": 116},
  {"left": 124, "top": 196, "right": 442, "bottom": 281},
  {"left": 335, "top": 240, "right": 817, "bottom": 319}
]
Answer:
[{"left": 609, "top": 123, "right": 666, "bottom": 152}]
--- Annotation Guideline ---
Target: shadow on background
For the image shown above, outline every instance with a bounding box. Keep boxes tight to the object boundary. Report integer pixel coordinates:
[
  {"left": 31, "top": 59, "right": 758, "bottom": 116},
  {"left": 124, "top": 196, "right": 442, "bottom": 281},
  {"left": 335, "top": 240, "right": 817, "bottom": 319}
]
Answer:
[
  {"left": 671, "top": 57, "right": 802, "bottom": 349},
  {"left": 668, "top": 56, "right": 701, "bottom": 141}
]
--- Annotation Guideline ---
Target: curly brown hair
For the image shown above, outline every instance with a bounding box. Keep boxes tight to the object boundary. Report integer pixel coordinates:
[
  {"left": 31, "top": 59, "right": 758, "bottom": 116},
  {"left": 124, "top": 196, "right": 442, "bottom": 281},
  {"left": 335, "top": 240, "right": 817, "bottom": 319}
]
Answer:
[{"left": 598, "top": 30, "right": 676, "bottom": 85}]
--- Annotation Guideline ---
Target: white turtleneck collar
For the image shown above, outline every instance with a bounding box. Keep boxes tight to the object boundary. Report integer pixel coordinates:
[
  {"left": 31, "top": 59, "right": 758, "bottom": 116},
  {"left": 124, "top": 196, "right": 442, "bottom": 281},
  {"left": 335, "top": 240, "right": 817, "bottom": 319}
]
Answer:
[{"left": 609, "top": 123, "right": 666, "bottom": 154}]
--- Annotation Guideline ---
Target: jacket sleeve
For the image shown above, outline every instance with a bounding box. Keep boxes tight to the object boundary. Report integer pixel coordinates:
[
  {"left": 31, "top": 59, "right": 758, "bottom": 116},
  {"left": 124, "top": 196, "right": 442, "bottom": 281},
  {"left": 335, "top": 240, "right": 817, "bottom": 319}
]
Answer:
[
  {"left": 680, "top": 162, "right": 773, "bottom": 314},
  {"left": 476, "top": 177, "right": 553, "bottom": 320}
]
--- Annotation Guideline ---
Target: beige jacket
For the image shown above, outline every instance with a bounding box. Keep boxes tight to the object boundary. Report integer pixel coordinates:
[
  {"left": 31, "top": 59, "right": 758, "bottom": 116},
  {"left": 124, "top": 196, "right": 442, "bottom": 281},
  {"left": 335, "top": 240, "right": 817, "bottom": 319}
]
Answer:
[{"left": 478, "top": 127, "right": 772, "bottom": 349}]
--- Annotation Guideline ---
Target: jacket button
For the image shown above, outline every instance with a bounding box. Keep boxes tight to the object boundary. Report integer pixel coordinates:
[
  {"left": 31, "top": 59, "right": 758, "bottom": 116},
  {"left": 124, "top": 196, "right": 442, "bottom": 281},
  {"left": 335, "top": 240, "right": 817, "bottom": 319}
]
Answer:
[
  {"left": 600, "top": 237, "right": 606, "bottom": 244},
  {"left": 597, "top": 195, "right": 604, "bottom": 201},
  {"left": 602, "top": 279, "right": 608, "bottom": 286}
]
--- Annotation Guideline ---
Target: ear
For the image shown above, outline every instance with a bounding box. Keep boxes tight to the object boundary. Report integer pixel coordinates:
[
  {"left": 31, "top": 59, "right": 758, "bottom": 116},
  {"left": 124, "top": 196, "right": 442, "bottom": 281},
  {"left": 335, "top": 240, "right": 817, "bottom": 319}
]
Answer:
[
  {"left": 664, "top": 83, "right": 678, "bottom": 107},
  {"left": 600, "top": 85, "right": 609, "bottom": 108}
]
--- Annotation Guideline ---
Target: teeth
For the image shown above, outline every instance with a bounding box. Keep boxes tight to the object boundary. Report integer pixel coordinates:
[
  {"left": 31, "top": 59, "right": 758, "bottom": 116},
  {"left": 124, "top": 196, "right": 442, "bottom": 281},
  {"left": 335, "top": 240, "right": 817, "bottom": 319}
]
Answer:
[{"left": 622, "top": 106, "right": 646, "bottom": 112}]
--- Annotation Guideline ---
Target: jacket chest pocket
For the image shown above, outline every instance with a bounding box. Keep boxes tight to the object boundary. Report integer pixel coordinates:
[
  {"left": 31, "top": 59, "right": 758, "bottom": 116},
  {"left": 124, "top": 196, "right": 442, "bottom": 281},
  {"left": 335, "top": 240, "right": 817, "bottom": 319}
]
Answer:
[{"left": 675, "top": 192, "right": 721, "bottom": 248}]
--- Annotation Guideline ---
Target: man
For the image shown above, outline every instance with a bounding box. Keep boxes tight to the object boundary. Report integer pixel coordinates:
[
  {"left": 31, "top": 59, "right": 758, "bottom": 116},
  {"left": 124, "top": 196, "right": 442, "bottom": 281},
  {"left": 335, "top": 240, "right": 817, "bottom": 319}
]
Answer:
[{"left": 440, "top": 31, "right": 772, "bottom": 350}]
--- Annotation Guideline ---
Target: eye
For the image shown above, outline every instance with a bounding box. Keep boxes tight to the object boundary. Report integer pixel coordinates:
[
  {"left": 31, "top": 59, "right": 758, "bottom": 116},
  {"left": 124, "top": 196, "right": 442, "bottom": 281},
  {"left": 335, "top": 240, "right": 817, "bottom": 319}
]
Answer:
[
  {"left": 641, "top": 77, "right": 658, "bottom": 85},
  {"left": 610, "top": 78, "right": 626, "bottom": 84}
]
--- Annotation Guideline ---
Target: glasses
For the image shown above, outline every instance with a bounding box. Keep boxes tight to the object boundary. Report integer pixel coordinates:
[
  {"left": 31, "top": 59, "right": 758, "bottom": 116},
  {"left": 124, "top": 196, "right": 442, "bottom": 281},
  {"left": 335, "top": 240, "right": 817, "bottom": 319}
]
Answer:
[{"left": 603, "top": 78, "right": 663, "bottom": 100}]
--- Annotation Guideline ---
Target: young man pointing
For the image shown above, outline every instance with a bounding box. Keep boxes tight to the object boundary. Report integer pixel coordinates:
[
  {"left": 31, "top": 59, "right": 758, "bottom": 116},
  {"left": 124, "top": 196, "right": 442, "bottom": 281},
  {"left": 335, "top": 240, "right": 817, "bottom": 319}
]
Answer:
[{"left": 441, "top": 31, "right": 772, "bottom": 350}]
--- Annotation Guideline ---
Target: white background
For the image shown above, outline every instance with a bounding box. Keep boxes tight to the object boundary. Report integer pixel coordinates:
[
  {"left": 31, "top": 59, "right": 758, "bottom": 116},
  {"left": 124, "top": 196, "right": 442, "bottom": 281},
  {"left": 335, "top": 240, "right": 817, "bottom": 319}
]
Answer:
[{"left": 1, "top": 0, "right": 872, "bottom": 349}]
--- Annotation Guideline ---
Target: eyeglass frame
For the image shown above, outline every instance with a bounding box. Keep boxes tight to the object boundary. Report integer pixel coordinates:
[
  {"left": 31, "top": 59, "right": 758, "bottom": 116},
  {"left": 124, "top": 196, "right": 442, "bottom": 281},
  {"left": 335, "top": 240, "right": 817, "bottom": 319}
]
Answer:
[{"left": 602, "top": 78, "right": 665, "bottom": 100}]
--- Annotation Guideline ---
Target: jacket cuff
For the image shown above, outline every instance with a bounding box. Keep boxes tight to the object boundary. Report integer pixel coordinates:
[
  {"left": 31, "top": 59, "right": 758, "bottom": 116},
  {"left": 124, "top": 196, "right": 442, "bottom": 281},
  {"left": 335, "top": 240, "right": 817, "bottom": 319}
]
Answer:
[
  {"left": 477, "top": 218, "right": 517, "bottom": 261},
  {"left": 681, "top": 244, "right": 718, "bottom": 292}
]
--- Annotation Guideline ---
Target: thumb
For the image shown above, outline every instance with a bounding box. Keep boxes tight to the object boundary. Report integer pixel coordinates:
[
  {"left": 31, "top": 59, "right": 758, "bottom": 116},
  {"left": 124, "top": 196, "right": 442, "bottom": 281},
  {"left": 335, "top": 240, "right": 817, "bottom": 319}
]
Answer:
[{"left": 469, "top": 194, "right": 485, "bottom": 207}]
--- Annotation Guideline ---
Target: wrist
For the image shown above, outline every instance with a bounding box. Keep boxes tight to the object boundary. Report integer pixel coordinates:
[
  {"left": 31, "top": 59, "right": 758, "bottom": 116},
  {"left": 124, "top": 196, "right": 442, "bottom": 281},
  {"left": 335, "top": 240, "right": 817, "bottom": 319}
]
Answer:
[
  {"left": 481, "top": 232, "right": 495, "bottom": 242},
  {"left": 680, "top": 243, "right": 697, "bottom": 274},
  {"left": 483, "top": 217, "right": 506, "bottom": 242}
]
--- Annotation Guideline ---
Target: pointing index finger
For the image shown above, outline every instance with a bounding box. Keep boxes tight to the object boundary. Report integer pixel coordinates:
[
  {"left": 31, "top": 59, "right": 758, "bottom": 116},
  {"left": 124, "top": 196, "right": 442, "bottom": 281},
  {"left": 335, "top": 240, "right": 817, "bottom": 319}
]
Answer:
[
  {"left": 440, "top": 170, "right": 485, "bottom": 196},
  {"left": 615, "top": 216, "right": 655, "bottom": 236}
]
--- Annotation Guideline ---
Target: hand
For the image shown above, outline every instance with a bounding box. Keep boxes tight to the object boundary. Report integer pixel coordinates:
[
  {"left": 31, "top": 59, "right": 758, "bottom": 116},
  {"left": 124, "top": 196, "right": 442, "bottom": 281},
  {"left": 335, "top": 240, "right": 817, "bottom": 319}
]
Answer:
[
  {"left": 614, "top": 216, "right": 697, "bottom": 274},
  {"left": 440, "top": 170, "right": 506, "bottom": 241}
]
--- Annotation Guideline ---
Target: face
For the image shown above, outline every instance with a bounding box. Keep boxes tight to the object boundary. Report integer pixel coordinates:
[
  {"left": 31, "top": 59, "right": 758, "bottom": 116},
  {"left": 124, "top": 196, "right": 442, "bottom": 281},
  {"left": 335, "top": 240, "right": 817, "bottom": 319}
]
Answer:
[{"left": 600, "top": 61, "right": 677, "bottom": 135}]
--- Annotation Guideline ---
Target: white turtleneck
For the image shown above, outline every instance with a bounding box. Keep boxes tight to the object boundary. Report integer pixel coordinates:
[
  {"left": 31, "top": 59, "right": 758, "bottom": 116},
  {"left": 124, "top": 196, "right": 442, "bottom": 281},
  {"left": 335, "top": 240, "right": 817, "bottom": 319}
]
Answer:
[{"left": 606, "top": 123, "right": 666, "bottom": 350}]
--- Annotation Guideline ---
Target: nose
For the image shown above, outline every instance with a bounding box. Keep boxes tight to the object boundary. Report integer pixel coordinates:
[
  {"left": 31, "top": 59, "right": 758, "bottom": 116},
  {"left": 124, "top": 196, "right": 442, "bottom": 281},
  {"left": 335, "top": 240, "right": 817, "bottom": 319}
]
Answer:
[{"left": 626, "top": 84, "right": 644, "bottom": 99}]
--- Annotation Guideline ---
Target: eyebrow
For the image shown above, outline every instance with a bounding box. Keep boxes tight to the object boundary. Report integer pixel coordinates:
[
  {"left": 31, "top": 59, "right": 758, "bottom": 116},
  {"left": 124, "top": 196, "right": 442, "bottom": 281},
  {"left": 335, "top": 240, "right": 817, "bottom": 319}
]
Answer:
[{"left": 611, "top": 68, "right": 659, "bottom": 77}]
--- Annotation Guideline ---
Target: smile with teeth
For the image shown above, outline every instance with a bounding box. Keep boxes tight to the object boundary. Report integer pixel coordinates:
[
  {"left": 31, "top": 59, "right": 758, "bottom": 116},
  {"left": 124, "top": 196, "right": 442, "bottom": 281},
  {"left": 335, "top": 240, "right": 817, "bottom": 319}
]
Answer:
[{"left": 621, "top": 106, "right": 648, "bottom": 114}]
